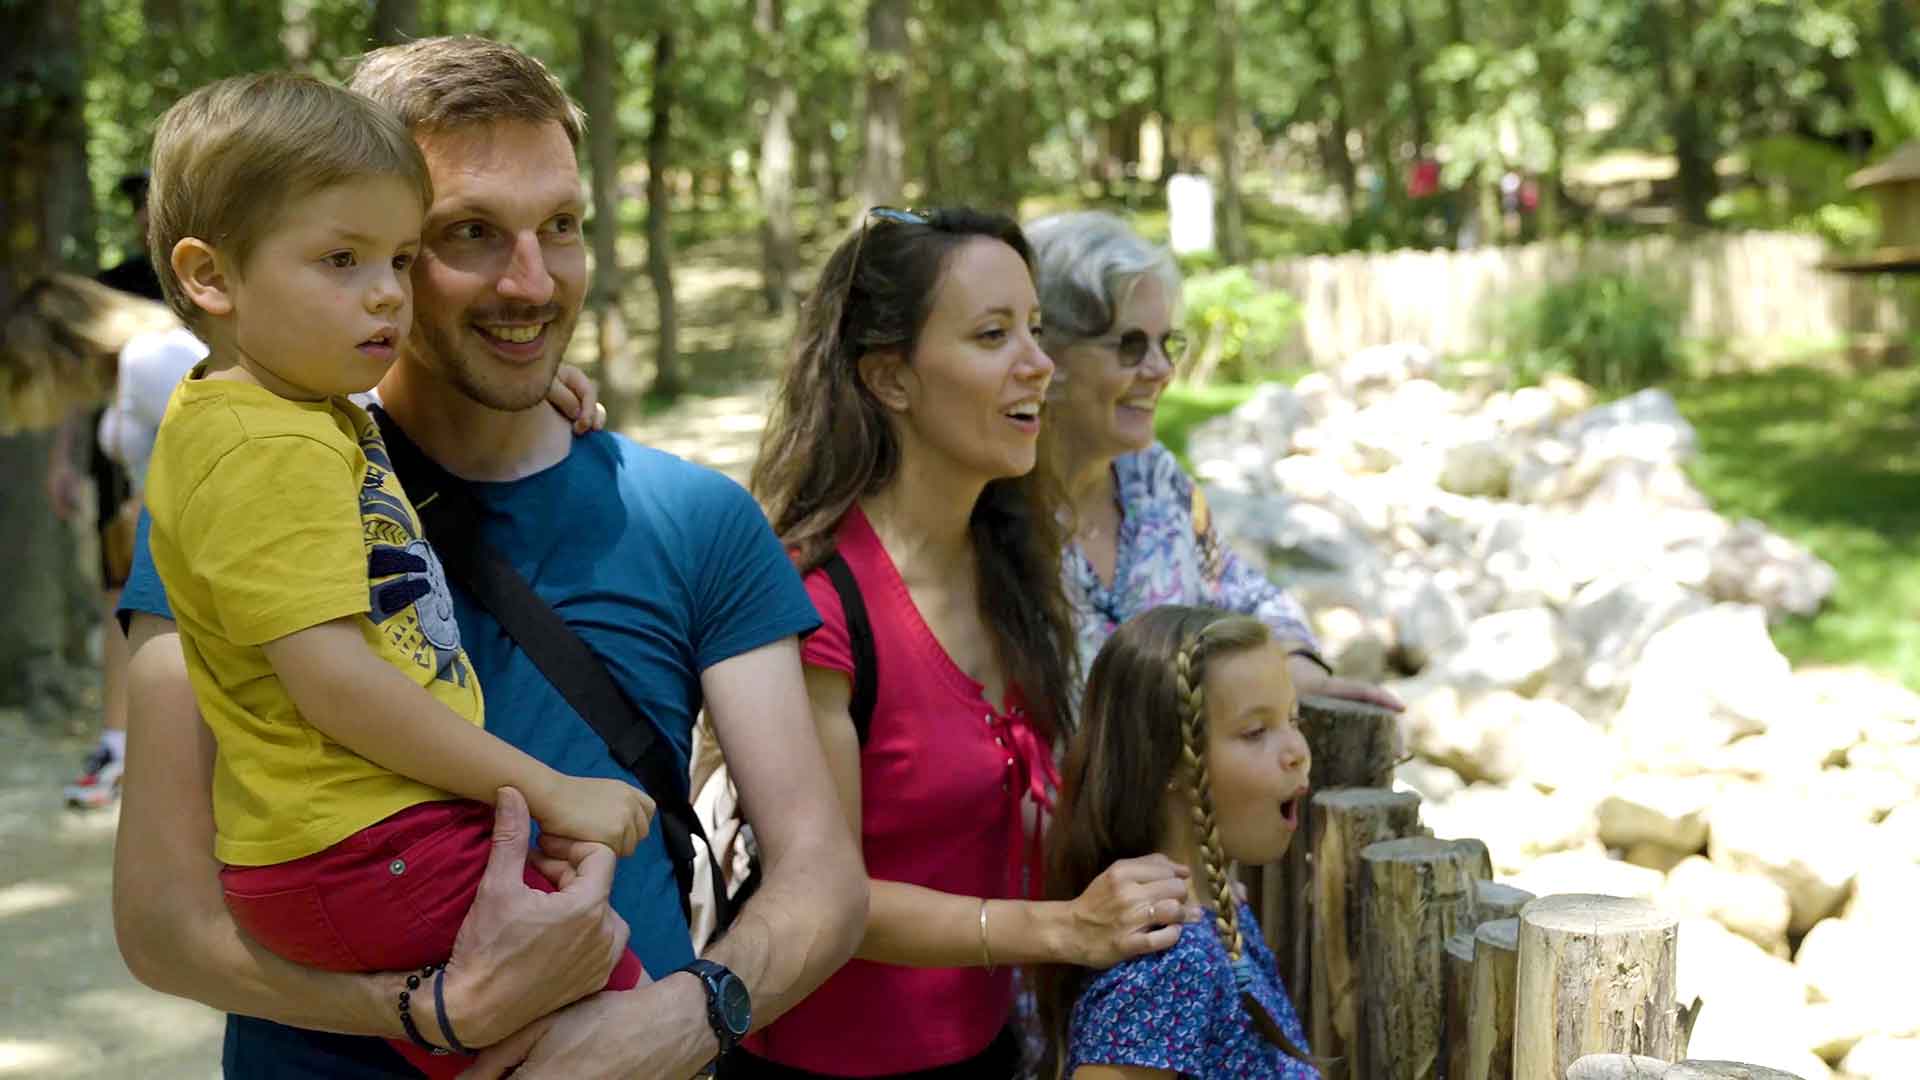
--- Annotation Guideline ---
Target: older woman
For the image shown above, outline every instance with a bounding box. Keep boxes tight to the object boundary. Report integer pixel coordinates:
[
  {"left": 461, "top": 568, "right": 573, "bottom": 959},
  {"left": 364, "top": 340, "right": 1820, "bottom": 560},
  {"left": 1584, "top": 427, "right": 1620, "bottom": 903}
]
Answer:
[
  {"left": 1025, "top": 211, "right": 1398, "bottom": 710},
  {"left": 742, "top": 207, "right": 1198, "bottom": 1079}
]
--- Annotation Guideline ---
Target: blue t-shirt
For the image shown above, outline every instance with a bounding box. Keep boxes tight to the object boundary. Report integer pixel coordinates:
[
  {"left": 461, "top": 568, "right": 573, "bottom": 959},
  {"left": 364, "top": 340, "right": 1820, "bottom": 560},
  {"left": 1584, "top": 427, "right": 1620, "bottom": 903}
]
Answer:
[
  {"left": 1068, "top": 902, "right": 1319, "bottom": 1080},
  {"left": 121, "top": 412, "right": 820, "bottom": 1076}
]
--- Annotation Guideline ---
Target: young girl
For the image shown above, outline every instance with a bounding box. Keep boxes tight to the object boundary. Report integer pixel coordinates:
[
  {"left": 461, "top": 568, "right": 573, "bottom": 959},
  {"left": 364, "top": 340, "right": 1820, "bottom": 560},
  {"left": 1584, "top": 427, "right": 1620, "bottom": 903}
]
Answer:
[{"left": 1041, "top": 605, "right": 1319, "bottom": 1079}]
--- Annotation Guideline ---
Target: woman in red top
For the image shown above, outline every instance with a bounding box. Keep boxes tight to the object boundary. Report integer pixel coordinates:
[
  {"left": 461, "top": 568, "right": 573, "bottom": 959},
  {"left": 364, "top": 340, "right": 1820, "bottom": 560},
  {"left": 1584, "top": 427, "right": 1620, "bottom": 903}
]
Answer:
[{"left": 738, "top": 208, "right": 1200, "bottom": 1078}]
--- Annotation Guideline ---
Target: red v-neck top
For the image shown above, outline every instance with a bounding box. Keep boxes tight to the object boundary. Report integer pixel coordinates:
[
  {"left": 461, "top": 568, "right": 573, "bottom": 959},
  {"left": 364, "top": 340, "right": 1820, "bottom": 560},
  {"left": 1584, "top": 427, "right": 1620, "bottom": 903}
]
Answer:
[{"left": 744, "top": 506, "right": 1058, "bottom": 1075}]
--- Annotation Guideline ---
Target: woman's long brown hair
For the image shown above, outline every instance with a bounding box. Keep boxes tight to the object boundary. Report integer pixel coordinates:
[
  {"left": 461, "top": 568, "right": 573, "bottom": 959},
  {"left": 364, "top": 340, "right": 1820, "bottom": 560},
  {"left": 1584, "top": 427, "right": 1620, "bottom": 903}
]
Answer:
[
  {"left": 750, "top": 207, "right": 1078, "bottom": 740},
  {"left": 1038, "top": 605, "right": 1310, "bottom": 1077}
]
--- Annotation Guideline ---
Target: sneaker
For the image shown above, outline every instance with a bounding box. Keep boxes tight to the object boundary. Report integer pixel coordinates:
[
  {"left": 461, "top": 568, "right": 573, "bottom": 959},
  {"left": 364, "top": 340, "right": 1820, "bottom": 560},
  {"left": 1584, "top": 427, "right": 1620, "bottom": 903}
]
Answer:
[{"left": 64, "top": 745, "right": 124, "bottom": 809}]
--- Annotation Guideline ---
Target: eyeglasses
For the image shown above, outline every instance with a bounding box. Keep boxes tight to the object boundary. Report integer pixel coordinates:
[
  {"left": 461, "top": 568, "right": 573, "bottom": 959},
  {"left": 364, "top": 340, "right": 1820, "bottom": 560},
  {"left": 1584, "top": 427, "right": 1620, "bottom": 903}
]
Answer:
[
  {"left": 1089, "top": 329, "right": 1188, "bottom": 368},
  {"left": 867, "top": 206, "right": 929, "bottom": 228}
]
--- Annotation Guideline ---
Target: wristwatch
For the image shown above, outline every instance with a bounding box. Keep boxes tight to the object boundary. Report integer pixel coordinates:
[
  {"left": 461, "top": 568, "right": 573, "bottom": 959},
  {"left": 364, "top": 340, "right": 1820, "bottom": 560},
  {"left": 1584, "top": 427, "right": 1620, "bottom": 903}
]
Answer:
[{"left": 678, "top": 958, "right": 751, "bottom": 1074}]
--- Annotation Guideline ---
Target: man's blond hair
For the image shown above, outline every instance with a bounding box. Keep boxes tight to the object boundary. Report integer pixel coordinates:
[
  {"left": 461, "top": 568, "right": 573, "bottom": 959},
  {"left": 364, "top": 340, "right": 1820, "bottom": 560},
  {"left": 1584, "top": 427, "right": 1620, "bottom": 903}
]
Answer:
[
  {"left": 147, "top": 72, "right": 433, "bottom": 325},
  {"left": 350, "top": 36, "right": 586, "bottom": 146}
]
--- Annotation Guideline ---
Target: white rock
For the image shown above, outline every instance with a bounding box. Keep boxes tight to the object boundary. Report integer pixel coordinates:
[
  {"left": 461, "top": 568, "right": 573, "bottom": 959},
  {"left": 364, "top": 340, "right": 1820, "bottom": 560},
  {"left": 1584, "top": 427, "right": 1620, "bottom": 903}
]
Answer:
[
  {"left": 1291, "top": 371, "right": 1346, "bottom": 423},
  {"left": 1565, "top": 1054, "right": 1671, "bottom": 1080},
  {"left": 1576, "top": 459, "right": 1712, "bottom": 514},
  {"left": 1312, "top": 605, "right": 1392, "bottom": 683},
  {"left": 1540, "top": 372, "right": 1598, "bottom": 418},
  {"left": 1334, "top": 344, "right": 1438, "bottom": 402},
  {"left": 1613, "top": 605, "right": 1795, "bottom": 772},
  {"left": 1502, "top": 848, "right": 1664, "bottom": 900},
  {"left": 1422, "top": 784, "right": 1598, "bottom": 874},
  {"left": 1432, "top": 607, "right": 1566, "bottom": 695},
  {"left": 1559, "top": 387, "right": 1698, "bottom": 466},
  {"left": 1841, "top": 861, "right": 1920, "bottom": 937},
  {"left": 1794, "top": 766, "right": 1912, "bottom": 824},
  {"left": 1675, "top": 918, "right": 1824, "bottom": 1079},
  {"left": 1877, "top": 802, "right": 1920, "bottom": 862},
  {"left": 1565, "top": 575, "right": 1708, "bottom": 701},
  {"left": 1205, "top": 490, "right": 1379, "bottom": 575},
  {"left": 1658, "top": 855, "right": 1792, "bottom": 956},
  {"left": 1390, "top": 578, "right": 1470, "bottom": 672},
  {"left": 1795, "top": 666, "right": 1920, "bottom": 744},
  {"left": 1845, "top": 742, "right": 1920, "bottom": 791},
  {"left": 1706, "top": 519, "right": 1837, "bottom": 620},
  {"left": 1794, "top": 918, "right": 1920, "bottom": 1037},
  {"left": 1841, "top": 1036, "right": 1920, "bottom": 1080},
  {"left": 1438, "top": 437, "right": 1512, "bottom": 497},
  {"left": 1188, "top": 383, "right": 1309, "bottom": 470},
  {"left": 1804, "top": 999, "right": 1880, "bottom": 1064},
  {"left": 1393, "top": 757, "right": 1466, "bottom": 803},
  {"left": 1598, "top": 774, "right": 1717, "bottom": 853},
  {"left": 1707, "top": 788, "right": 1873, "bottom": 934}
]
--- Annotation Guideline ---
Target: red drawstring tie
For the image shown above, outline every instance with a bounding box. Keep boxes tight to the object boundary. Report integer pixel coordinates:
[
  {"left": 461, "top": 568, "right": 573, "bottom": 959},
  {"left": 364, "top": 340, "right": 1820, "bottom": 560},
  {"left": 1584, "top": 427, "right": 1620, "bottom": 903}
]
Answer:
[{"left": 999, "top": 711, "right": 1059, "bottom": 900}]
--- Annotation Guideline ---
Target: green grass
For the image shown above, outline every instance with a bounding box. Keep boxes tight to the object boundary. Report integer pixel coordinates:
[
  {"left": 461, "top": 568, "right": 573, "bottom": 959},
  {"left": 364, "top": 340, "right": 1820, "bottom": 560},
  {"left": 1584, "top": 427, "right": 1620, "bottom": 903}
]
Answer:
[
  {"left": 1672, "top": 365, "right": 1920, "bottom": 690},
  {"left": 1157, "top": 367, "right": 1920, "bottom": 690}
]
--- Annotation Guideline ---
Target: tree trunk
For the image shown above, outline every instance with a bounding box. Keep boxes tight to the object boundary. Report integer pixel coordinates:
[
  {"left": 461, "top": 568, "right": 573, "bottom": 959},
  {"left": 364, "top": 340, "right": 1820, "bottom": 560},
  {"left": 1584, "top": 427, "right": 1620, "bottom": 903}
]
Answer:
[
  {"left": 1352, "top": 0, "right": 1400, "bottom": 216},
  {"left": 647, "top": 27, "right": 681, "bottom": 398},
  {"left": 372, "top": 0, "right": 419, "bottom": 46},
  {"left": 1536, "top": 0, "right": 1570, "bottom": 237},
  {"left": 1306, "top": 6, "right": 1358, "bottom": 215},
  {"left": 1656, "top": 0, "right": 1715, "bottom": 227},
  {"left": 1149, "top": 0, "right": 1173, "bottom": 183},
  {"left": 1445, "top": 931, "right": 1478, "bottom": 1080},
  {"left": 1213, "top": 0, "right": 1245, "bottom": 263},
  {"left": 755, "top": 0, "right": 798, "bottom": 313},
  {"left": 1397, "top": 0, "right": 1432, "bottom": 154},
  {"left": 858, "top": 0, "right": 908, "bottom": 210},
  {"left": 1514, "top": 895, "right": 1680, "bottom": 1080},
  {"left": 581, "top": 0, "right": 637, "bottom": 415},
  {"left": 1308, "top": 789, "right": 1424, "bottom": 1080},
  {"left": 1359, "top": 837, "right": 1491, "bottom": 1080},
  {"left": 1474, "top": 880, "right": 1535, "bottom": 922}
]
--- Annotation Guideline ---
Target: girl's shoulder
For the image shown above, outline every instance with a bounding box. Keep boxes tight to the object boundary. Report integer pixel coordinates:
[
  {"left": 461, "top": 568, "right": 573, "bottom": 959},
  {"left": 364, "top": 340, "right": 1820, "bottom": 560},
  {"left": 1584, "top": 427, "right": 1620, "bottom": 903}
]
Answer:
[{"left": 1068, "top": 921, "right": 1234, "bottom": 1071}]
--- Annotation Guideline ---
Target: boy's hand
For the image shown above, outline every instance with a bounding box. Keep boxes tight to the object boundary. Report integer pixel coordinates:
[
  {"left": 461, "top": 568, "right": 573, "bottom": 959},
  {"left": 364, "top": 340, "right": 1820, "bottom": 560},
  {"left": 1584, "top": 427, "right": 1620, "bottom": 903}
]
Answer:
[
  {"left": 531, "top": 777, "right": 654, "bottom": 858},
  {"left": 547, "top": 365, "right": 607, "bottom": 435}
]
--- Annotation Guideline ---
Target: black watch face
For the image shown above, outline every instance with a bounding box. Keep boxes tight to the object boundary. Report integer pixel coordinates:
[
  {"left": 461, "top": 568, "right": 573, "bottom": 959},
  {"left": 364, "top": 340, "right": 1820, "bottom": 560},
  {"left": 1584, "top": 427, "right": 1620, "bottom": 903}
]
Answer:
[{"left": 717, "top": 973, "right": 752, "bottom": 1036}]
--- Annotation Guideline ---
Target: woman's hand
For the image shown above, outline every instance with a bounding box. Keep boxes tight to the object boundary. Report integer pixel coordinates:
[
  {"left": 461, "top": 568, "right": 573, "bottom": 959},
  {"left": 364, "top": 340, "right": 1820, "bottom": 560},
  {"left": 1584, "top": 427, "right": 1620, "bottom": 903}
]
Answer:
[
  {"left": 1287, "top": 654, "right": 1403, "bottom": 711},
  {"left": 547, "top": 365, "right": 607, "bottom": 435},
  {"left": 1063, "top": 854, "right": 1204, "bottom": 969}
]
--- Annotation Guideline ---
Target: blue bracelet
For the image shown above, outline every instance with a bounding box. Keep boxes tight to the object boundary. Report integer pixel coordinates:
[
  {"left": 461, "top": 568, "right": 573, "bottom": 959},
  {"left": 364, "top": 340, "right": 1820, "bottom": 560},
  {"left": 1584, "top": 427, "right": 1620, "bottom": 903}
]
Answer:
[{"left": 433, "top": 965, "right": 475, "bottom": 1055}]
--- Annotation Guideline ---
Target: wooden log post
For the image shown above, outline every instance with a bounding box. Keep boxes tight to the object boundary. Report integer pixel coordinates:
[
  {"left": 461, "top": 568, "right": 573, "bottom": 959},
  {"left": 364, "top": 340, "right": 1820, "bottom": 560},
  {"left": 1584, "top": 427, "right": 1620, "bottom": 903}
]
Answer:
[
  {"left": 1444, "top": 932, "right": 1476, "bottom": 1080},
  {"left": 1308, "top": 789, "right": 1423, "bottom": 1080},
  {"left": 1474, "top": 881, "right": 1535, "bottom": 923},
  {"left": 1465, "top": 917, "right": 1520, "bottom": 1080},
  {"left": 1564, "top": 1055, "right": 1672, "bottom": 1080},
  {"left": 1257, "top": 693, "right": 1405, "bottom": 1061},
  {"left": 1514, "top": 895, "right": 1680, "bottom": 1080},
  {"left": 1359, "top": 837, "right": 1490, "bottom": 1080}
]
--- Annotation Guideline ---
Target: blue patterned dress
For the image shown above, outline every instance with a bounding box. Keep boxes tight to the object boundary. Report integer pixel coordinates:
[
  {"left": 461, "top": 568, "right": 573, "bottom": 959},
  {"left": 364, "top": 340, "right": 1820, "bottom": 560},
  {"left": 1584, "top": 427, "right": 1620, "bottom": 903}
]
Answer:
[
  {"left": 1067, "top": 902, "right": 1319, "bottom": 1079},
  {"left": 1065, "top": 443, "right": 1317, "bottom": 680}
]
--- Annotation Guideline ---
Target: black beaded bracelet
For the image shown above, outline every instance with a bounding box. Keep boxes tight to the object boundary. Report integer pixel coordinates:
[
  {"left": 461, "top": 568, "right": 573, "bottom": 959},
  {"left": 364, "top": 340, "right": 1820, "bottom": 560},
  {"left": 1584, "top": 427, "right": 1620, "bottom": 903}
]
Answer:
[
  {"left": 398, "top": 963, "right": 450, "bottom": 1055},
  {"left": 433, "top": 965, "right": 475, "bottom": 1056}
]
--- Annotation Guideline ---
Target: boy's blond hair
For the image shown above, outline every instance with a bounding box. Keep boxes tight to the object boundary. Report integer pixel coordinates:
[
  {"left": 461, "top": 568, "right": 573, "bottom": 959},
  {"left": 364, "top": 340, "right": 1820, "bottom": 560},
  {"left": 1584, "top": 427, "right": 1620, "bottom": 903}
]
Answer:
[{"left": 147, "top": 72, "right": 433, "bottom": 326}]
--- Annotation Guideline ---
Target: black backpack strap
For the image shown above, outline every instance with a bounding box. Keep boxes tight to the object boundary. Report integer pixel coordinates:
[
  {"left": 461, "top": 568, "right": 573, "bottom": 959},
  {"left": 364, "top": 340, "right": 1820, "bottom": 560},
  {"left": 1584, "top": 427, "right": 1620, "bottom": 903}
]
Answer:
[
  {"left": 820, "top": 551, "right": 878, "bottom": 745},
  {"left": 374, "top": 408, "right": 730, "bottom": 930}
]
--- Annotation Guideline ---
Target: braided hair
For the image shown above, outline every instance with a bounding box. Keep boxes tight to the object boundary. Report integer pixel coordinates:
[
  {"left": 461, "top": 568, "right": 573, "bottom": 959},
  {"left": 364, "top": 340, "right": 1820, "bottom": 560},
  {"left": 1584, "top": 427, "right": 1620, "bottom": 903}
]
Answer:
[{"left": 1039, "top": 605, "right": 1310, "bottom": 1077}]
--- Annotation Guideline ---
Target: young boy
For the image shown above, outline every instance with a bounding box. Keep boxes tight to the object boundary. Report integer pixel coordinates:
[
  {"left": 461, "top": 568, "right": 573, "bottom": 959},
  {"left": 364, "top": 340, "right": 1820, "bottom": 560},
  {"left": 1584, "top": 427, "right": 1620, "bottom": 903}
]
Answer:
[{"left": 141, "top": 72, "right": 645, "bottom": 1076}]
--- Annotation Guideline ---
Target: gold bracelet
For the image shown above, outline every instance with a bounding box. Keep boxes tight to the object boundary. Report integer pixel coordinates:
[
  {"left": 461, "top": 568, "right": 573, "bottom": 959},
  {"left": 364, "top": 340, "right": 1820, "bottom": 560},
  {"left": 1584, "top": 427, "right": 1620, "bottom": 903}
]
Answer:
[{"left": 978, "top": 898, "right": 995, "bottom": 972}]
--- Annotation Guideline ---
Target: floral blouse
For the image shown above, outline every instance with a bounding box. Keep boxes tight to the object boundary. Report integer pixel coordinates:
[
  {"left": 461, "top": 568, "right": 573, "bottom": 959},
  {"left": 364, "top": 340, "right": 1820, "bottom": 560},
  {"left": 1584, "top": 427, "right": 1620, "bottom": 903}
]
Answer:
[{"left": 1065, "top": 443, "right": 1317, "bottom": 679}]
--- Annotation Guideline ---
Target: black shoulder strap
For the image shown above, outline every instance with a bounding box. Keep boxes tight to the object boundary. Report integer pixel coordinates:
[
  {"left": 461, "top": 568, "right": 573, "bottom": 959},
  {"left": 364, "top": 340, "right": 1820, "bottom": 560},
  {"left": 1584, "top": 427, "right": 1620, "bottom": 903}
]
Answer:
[
  {"left": 820, "top": 551, "right": 878, "bottom": 745},
  {"left": 373, "top": 408, "right": 729, "bottom": 931}
]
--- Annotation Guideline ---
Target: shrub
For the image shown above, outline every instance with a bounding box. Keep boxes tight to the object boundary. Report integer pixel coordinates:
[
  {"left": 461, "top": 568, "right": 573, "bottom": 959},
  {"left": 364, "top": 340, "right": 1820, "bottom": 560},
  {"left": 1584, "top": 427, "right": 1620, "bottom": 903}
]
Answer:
[
  {"left": 1180, "top": 267, "right": 1302, "bottom": 384},
  {"left": 1506, "top": 271, "right": 1682, "bottom": 391}
]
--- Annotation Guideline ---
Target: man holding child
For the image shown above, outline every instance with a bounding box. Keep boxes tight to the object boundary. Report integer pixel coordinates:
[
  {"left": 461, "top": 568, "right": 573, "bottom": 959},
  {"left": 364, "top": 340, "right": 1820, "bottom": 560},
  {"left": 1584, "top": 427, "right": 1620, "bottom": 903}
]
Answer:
[{"left": 113, "top": 35, "right": 866, "bottom": 1079}]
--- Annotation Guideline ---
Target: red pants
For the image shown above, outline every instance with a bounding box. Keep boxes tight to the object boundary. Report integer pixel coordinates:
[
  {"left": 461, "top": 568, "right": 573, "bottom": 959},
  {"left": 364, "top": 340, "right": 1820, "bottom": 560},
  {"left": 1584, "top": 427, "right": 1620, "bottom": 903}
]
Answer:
[{"left": 221, "top": 799, "right": 645, "bottom": 1079}]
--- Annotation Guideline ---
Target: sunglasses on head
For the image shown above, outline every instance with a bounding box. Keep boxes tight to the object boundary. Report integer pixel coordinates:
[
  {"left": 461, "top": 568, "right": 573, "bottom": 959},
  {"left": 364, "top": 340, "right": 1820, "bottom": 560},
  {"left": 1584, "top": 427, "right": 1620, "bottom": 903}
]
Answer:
[{"left": 1090, "top": 328, "right": 1188, "bottom": 368}]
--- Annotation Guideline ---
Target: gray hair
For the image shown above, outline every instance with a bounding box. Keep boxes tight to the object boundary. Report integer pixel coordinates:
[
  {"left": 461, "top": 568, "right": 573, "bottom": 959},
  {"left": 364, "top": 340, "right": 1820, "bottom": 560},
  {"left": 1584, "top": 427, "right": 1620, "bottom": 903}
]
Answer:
[{"left": 1026, "top": 211, "right": 1181, "bottom": 343}]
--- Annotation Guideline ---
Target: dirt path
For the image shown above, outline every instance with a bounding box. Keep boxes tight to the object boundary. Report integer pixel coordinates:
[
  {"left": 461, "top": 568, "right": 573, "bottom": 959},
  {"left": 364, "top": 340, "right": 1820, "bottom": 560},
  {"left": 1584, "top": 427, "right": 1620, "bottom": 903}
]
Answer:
[{"left": 0, "top": 708, "right": 225, "bottom": 1078}]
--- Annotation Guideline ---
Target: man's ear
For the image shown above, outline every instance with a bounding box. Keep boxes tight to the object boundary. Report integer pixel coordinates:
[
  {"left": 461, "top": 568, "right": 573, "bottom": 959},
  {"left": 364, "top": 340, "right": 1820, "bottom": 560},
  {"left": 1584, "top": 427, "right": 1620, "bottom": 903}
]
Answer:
[
  {"left": 856, "top": 348, "right": 912, "bottom": 413},
  {"left": 170, "top": 237, "right": 235, "bottom": 317}
]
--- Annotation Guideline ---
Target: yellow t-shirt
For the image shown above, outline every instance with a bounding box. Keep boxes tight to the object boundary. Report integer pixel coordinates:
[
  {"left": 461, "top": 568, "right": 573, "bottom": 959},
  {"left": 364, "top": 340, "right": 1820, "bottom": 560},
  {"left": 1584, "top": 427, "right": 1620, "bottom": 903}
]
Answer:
[{"left": 145, "top": 372, "right": 485, "bottom": 866}]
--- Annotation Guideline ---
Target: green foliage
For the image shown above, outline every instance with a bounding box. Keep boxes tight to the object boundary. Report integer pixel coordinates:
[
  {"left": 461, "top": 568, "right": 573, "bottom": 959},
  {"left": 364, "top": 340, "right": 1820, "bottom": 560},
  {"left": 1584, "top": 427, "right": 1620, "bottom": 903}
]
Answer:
[
  {"left": 1180, "top": 268, "right": 1302, "bottom": 384},
  {"left": 1505, "top": 272, "right": 1682, "bottom": 391}
]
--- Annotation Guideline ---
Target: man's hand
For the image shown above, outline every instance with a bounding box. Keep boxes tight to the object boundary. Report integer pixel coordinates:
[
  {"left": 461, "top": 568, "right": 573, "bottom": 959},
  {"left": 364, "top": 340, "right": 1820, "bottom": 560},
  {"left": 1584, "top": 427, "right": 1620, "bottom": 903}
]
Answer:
[
  {"left": 457, "top": 975, "right": 716, "bottom": 1080},
  {"left": 439, "top": 786, "right": 632, "bottom": 1048}
]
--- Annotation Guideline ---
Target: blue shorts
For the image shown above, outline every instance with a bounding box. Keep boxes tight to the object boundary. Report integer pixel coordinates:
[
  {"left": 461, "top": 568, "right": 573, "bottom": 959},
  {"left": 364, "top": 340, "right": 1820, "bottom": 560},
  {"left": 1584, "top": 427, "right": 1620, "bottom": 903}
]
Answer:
[{"left": 223, "top": 1015, "right": 413, "bottom": 1078}]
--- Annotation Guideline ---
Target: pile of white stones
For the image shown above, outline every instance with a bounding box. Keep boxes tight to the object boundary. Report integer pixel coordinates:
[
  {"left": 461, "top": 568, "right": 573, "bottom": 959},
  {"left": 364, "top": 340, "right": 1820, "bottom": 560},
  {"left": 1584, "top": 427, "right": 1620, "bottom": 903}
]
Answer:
[{"left": 1189, "top": 346, "right": 1920, "bottom": 1080}]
